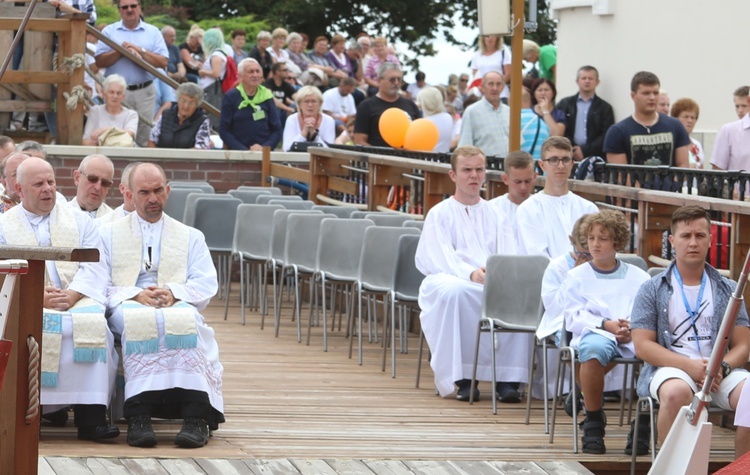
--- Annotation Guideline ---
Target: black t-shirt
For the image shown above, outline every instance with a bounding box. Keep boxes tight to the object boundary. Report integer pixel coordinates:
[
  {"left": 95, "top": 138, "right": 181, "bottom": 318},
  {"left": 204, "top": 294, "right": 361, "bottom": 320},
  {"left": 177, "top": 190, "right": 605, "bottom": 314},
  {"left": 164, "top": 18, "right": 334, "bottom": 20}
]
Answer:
[
  {"left": 354, "top": 96, "right": 421, "bottom": 147},
  {"left": 263, "top": 79, "right": 296, "bottom": 105},
  {"left": 603, "top": 113, "right": 690, "bottom": 166},
  {"left": 249, "top": 46, "right": 273, "bottom": 79},
  {"left": 179, "top": 42, "right": 204, "bottom": 76}
]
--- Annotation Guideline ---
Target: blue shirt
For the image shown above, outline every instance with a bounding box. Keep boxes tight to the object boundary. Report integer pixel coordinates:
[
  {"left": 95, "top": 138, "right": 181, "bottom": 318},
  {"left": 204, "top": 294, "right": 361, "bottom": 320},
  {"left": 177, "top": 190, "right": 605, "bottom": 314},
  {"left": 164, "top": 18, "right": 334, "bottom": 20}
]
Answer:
[
  {"left": 574, "top": 95, "right": 593, "bottom": 146},
  {"left": 96, "top": 19, "right": 169, "bottom": 85},
  {"left": 219, "top": 87, "right": 282, "bottom": 150}
]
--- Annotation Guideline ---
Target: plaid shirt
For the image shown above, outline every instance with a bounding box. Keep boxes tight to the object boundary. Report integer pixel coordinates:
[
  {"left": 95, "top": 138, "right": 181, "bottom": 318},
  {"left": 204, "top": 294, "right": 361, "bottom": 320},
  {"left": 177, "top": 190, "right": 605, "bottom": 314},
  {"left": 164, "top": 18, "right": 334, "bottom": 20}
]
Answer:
[{"left": 57, "top": 0, "right": 97, "bottom": 25}]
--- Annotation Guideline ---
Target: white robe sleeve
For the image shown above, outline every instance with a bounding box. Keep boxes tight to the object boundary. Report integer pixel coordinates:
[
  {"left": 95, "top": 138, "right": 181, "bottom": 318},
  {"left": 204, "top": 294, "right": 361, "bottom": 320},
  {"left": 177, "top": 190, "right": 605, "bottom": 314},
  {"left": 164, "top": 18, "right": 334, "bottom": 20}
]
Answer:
[
  {"left": 415, "top": 205, "right": 476, "bottom": 281},
  {"left": 562, "top": 270, "right": 611, "bottom": 338},
  {"left": 66, "top": 214, "right": 109, "bottom": 305},
  {"left": 163, "top": 228, "right": 218, "bottom": 310}
]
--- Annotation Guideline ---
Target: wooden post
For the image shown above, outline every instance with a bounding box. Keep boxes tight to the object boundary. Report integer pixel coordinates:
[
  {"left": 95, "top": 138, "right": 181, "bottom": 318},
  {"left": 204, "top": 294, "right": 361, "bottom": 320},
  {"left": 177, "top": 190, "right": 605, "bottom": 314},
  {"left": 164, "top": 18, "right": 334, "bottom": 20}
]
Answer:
[
  {"left": 508, "top": 0, "right": 526, "bottom": 152},
  {"left": 638, "top": 201, "right": 675, "bottom": 266},
  {"left": 0, "top": 247, "right": 99, "bottom": 475},
  {"left": 308, "top": 151, "right": 328, "bottom": 205},
  {"left": 57, "top": 14, "right": 88, "bottom": 145},
  {"left": 261, "top": 146, "right": 271, "bottom": 186},
  {"left": 731, "top": 213, "right": 750, "bottom": 303}
]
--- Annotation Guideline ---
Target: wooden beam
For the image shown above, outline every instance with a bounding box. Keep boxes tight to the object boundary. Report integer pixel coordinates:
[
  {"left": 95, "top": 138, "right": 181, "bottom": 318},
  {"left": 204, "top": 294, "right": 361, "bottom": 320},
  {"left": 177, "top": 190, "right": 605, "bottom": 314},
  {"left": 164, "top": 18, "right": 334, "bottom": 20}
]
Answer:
[
  {"left": 268, "top": 163, "right": 309, "bottom": 183},
  {"left": 0, "top": 100, "right": 52, "bottom": 112},
  {"left": 0, "top": 71, "right": 69, "bottom": 85}
]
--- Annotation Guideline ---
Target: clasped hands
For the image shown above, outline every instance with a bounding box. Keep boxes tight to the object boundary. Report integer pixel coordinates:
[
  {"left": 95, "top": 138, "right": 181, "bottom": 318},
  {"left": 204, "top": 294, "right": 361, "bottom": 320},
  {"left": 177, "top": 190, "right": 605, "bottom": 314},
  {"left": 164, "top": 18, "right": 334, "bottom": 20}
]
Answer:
[
  {"left": 44, "top": 286, "right": 82, "bottom": 311},
  {"left": 601, "top": 318, "right": 632, "bottom": 344},
  {"left": 134, "top": 285, "right": 176, "bottom": 308}
]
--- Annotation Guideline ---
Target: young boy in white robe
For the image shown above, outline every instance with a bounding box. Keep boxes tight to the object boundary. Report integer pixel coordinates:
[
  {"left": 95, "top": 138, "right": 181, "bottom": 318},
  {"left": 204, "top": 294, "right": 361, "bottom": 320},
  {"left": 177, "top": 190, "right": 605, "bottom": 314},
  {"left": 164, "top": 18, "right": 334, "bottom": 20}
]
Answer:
[{"left": 561, "top": 210, "right": 650, "bottom": 454}]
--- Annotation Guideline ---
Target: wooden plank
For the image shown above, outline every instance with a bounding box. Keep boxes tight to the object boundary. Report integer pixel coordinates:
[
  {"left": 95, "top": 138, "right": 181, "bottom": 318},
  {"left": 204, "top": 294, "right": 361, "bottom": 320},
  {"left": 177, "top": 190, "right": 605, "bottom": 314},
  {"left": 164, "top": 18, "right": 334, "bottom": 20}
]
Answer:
[
  {"left": 324, "top": 459, "right": 376, "bottom": 474},
  {"left": 269, "top": 162, "right": 309, "bottom": 183},
  {"left": 157, "top": 459, "right": 206, "bottom": 475},
  {"left": 490, "top": 461, "right": 548, "bottom": 474},
  {"left": 0, "top": 71, "right": 70, "bottom": 85},
  {"left": 361, "top": 460, "right": 415, "bottom": 475},
  {"left": 0, "top": 100, "right": 53, "bottom": 112},
  {"left": 370, "top": 164, "right": 412, "bottom": 187},
  {"left": 289, "top": 459, "right": 338, "bottom": 475},
  {"left": 243, "top": 459, "right": 301, "bottom": 475},
  {"left": 45, "top": 457, "right": 94, "bottom": 475},
  {"left": 448, "top": 461, "right": 503, "bottom": 475},
  {"left": 327, "top": 176, "right": 359, "bottom": 196},
  {"left": 85, "top": 458, "right": 130, "bottom": 475},
  {"left": 0, "top": 245, "right": 99, "bottom": 262},
  {"left": 38, "top": 458, "right": 56, "bottom": 475},
  {"left": 194, "top": 458, "right": 253, "bottom": 475},
  {"left": 402, "top": 461, "right": 463, "bottom": 475},
  {"left": 119, "top": 459, "right": 170, "bottom": 475},
  {"left": 534, "top": 461, "right": 594, "bottom": 474},
  {"left": 0, "top": 18, "right": 72, "bottom": 32}
]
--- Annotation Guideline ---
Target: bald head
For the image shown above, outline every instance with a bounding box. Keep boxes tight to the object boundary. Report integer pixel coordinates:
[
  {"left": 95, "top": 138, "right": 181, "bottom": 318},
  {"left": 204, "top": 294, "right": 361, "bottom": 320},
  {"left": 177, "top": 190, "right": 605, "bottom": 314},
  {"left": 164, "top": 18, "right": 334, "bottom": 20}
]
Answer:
[
  {"left": 2, "top": 152, "right": 30, "bottom": 202},
  {"left": 119, "top": 161, "right": 141, "bottom": 212},
  {"left": 127, "top": 163, "right": 170, "bottom": 223},
  {"left": 17, "top": 156, "right": 56, "bottom": 216},
  {"left": 75, "top": 154, "right": 115, "bottom": 212}
]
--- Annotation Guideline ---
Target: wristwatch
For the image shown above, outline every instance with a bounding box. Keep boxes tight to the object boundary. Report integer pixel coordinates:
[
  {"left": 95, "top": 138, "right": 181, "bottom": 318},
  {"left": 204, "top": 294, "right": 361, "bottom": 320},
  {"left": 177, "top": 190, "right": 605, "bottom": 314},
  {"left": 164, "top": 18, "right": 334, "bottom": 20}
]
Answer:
[
  {"left": 141, "top": 47, "right": 146, "bottom": 54},
  {"left": 721, "top": 361, "right": 731, "bottom": 378}
]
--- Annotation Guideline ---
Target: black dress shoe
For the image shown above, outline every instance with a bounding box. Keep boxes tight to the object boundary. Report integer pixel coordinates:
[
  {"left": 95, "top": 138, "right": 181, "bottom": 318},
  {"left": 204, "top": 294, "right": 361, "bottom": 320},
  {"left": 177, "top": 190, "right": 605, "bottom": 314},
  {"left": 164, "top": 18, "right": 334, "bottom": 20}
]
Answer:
[
  {"left": 455, "top": 379, "right": 480, "bottom": 402},
  {"left": 42, "top": 408, "right": 69, "bottom": 427},
  {"left": 127, "top": 414, "right": 158, "bottom": 448},
  {"left": 77, "top": 425, "right": 120, "bottom": 441},
  {"left": 175, "top": 417, "right": 209, "bottom": 448},
  {"left": 496, "top": 382, "right": 521, "bottom": 403}
]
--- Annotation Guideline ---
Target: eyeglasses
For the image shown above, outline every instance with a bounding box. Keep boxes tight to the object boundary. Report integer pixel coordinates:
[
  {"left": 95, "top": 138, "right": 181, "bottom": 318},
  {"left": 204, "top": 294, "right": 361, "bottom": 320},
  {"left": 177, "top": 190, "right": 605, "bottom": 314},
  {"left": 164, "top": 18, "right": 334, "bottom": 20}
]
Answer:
[
  {"left": 81, "top": 171, "right": 113, "bottom": 188},
  {"left": 119, "top": 3, "right": 139, "bottom": 10},
  {"left": 386, "top": 77, "right": 403, "bottom": 84},
  {"left": 542, "top": 156, "right": 573, "bottom": 166}
]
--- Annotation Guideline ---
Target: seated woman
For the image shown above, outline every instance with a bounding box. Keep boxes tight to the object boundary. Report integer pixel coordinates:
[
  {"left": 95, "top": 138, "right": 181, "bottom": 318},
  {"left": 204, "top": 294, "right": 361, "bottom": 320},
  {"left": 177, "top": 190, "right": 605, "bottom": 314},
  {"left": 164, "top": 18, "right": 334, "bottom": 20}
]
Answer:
[
  {"left": 282, "top": 85, "right": 335, "bottom": 151},
  {"left": 148, "top": 83, "right": 211, "bottom": 149},
  {"left": 179, "top": 26, "right": 205, "bottom": 84},
  {"left": 531, "top": 78, "right": 566, "bottom": 137},
  {"left": 286, "top": 32, "right": 311, "bottom": 74},
  {"left": 82, "top": 74, "right": 138, "bottom": 146},
  {"left": 416, "top": 87, "right": 453, "bottom": 153},
  {"left": 364, "top": 37, "right": 400, "bottom": 96}
]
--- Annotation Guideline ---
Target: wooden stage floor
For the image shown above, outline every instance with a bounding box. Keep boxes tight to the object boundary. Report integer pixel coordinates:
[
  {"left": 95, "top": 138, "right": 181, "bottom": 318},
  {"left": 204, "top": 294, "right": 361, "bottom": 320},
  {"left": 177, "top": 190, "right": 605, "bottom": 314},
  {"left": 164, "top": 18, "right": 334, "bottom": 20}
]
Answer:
[{"left": 38, "top": 288, "right": 739, "bottom": 474}]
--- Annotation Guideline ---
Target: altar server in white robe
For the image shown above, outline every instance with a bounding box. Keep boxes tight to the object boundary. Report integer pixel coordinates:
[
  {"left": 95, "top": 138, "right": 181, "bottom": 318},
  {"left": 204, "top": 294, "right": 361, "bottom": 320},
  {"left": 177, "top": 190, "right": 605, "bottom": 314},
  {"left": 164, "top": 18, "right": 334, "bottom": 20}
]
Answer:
[
  {"left": 517, "top": 136, "right": 598, "bottom": 259},
  {"left": 68, "top": 154, "right": 114, "bottom": 219},
  {"left": 0, "top": 156, "right": 119, "bottom": 441},
  {"left": 416, "top": 145, "right": 531, "bottom": 403},
  {"left": 99, "top": 162, "right": 223, "bottom": 449},
  {"left": 96, "top": 161, "right": 140, "bottom": 226},
  {"left": 489, "top": 150, "right": 536, "bottom": 252}
]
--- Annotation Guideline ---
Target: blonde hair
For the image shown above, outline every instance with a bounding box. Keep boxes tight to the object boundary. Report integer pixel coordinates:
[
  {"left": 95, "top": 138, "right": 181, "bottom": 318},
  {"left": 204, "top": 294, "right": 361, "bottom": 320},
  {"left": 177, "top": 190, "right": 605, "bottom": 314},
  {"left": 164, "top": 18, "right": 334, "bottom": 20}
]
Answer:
[
  {"left": 187, "top": 26, "right": 205, "bottom": 41},
  {"left": 417, "top": 87, "right": 445, "bottom": 116}
]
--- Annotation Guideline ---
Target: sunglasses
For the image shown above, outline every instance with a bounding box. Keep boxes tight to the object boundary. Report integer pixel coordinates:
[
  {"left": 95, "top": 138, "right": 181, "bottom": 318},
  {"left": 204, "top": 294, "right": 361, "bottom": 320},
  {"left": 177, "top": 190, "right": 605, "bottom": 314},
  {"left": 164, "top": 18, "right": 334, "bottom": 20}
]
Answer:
[
  {"left": 119, "top": 3, "right": 139, "bottom": 10},
  {"left": 81, "top": 171, "right": 113, "bottom": 188},
  {"left": 386, "top": 77, "right": 403, "bottom": 84}
]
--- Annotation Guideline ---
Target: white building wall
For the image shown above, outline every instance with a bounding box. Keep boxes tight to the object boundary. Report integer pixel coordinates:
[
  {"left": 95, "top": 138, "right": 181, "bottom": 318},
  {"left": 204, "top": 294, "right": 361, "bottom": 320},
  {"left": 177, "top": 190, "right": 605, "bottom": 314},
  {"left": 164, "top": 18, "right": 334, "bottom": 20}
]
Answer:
[{"left": 550, "top": 0, "right": 749, "bottom": 159}]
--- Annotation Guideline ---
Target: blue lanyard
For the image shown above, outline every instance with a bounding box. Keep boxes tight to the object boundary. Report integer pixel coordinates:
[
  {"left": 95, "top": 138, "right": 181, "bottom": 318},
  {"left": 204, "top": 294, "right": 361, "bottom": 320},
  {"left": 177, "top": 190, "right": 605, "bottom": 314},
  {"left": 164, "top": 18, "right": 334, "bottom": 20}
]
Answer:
[{"left": 673, "top": 268, "right": 707, "bottom": 356}]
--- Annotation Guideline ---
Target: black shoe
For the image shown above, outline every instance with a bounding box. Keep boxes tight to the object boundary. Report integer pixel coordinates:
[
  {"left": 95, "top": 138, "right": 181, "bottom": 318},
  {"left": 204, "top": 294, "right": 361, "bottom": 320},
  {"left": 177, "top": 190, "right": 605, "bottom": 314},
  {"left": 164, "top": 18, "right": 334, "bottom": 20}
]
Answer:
[
  {"left": 495, "top": 382, "right": 521, "bottom": 403},
  {"left": 624, "top": 419, "right": 650, "bottom": 456},
  {"left": 77, "top": 425, "right": 120, "bottom": 441},
  {"left": 42, "top": 408, "right": 69, "bottom": 427},
  {"left": 564, "top": 388, "right": 583, "bottom": 417},
  {"left": 126, "top": 414, "right": 158, "bottom": 448},
  {"left": 603, "top": 390, "right": 621, "bottom": 403},
  {"left": 175, "top": 417, "right": 209, "bottom": 448},
  {"left": 580, "top": 416, "right": 606, "bottom": 454},
  {"left": 455, "top": 379, "right": 479, "bottom": 402}
]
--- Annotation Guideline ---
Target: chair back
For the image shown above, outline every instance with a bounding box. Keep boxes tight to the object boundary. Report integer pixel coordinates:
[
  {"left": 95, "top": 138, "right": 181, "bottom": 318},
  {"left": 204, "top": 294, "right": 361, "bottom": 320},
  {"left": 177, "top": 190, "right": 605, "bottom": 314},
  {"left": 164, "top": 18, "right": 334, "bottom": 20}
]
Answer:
[
  {"left": 192, "top": 197, "right": 242, "bottom": 252},
  {"left": 268, "top": 199, "right": 315, "bottom": 210},
  {"left": 364, "top": 213, "right": 414, "bottom": 227},
  {"left": 228, "top": 189, "right": 273, "bottom": 203},
  {"left": 238, "top": 185, "right": 282, "bottom": 195},
  {"left": 232, "top": 204, "right": 284, "bottom": 260},
  {"left": 648, "top": 266, "right": 667, "bottom": 277},
  {"left": 392, "top": 234, "right": 425, "bottom": 302},
  {"left": 270, "top": 210, "right": 322, "bottom": 263},
  {"left": 482, "top": 255, "right": 550, "bottom": 331},
  {"left": 358, "top": 226, "right": 421, "bottom": 291},
  {"left": 618, "top": 253, "right": 648, "bottom": 272},
  {"left": 312, "top": 205, "right": 359, "bottom": 218},
  {"left": 402, "top": 220, "right": 424, "bottom": 230},
  {"left": 183, "top": 193, "right": 236, "bottom": 226},
  {"left": 168, "top": 181, "right": 215, "bottom": 193},
  {"left": 350, "top": 210, "right": 369, "bottom": 219},
  {"left": 316, "top": 218, "right": 374, "bottom": 280},
  {"left": 164, "top": 188, "right": 203, "bottom": 222},
  {"left": 285, "top": 213, "right": 334, "bottom": 273},
  {"left": 257, "top": 194, "right": 302, "bottom": 205}
]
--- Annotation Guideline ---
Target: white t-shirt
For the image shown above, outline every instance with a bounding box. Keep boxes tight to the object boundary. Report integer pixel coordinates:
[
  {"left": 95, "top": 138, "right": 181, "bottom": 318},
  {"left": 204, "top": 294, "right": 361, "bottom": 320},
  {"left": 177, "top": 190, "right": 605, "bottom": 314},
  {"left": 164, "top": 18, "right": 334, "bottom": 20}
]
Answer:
[
  {"left": 668, "top": 274, "right": 714, "bottom": 360},
  {"left": 322, "top": 87, "right": 356, "bottom": 119},
  {"left": 425, "top": 112, "right": 454, "bottom": 153},
  {"left": 198, "top": 50, "right": 227, "bottom": 90},
  {"left": 470, "top": 46, "right": 512, "bottom": 99}
]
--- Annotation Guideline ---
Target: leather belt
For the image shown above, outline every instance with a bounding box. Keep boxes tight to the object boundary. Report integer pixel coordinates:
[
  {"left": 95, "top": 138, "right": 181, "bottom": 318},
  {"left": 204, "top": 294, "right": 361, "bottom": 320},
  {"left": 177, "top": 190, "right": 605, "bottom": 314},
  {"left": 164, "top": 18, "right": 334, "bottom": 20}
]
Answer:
[{"left": 127, "top": 80, "right": 153, "bottom": 91}]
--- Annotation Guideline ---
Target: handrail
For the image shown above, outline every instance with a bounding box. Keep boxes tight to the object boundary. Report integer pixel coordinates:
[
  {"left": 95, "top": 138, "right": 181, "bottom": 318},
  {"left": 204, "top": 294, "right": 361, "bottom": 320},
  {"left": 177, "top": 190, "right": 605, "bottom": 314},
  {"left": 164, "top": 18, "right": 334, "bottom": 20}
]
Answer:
[{"left": 85, "top": 24, "right": 220, "bottom": 118}]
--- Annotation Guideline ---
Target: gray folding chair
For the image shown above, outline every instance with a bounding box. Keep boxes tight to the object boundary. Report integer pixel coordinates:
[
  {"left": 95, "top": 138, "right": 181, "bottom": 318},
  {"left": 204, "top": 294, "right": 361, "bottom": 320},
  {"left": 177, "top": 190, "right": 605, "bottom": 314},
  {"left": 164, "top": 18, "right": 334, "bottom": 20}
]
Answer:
[
  {"left": 169, "top": 181, "right": 215, "bottom": 193},
  {"left": 268, "top": 199, "right": 315, "bottom": 210},
  {"left": 381, "top": 233, "right": 425, "bottom": 378},
  {"left": 350, "top": 226, "right": 421, "bottom": 365},
  {"left": 256, "top": 194, "right": 303, "bottom": 205},
  {"left": 363, "top": 213, "right": 415, "bottom": 227},
  {"left": 647, "top": 266, "right": 666, "bottom": 277},
  {"left": 192, "top": 196, "right": 242, "bottom": 302},
  {"left": 265, "top": 209, "right": 323, "bottom": 335},
  {"left": 350, "top": 211, "right": 369, "bottom": 219},
  {"left": 238, "top": 185, "right": 282, "bottom": 195},
  {"left": 312, "top": 205, "right": 359, "bottom": 218},
  {"left": 403, "top": 220, "right": 424, "bottom": 230},
  {"left": 278, "top": 213, "right": 336, "bottom": 342},
  {"left": 183, "top": 193, "right": 236, "bottom": 227},
  {"left": 223, "top": 204, "right": 284, "bottom": 324},
  {"left": 308, "top": 218, "right": 374, "bottom": 351},
  {"left": 470, "top": 254, "right": 550, "bottom": 417},
  {"left": 618, "top": 254, "right": 648, "bottom": 272},
  {"left": 228, "top": 189, "right": 273, "bottom": 204},
  {"left": 164, "top": 188, "right": 203, "bottom": 222}
]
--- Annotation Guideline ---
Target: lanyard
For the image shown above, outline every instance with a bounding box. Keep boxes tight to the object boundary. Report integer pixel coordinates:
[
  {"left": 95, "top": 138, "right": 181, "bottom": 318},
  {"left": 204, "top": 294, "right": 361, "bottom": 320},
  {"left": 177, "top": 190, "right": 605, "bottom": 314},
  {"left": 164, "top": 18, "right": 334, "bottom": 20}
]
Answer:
[{"left": 673, "top": 267, "right": 707, "bottom": 356}]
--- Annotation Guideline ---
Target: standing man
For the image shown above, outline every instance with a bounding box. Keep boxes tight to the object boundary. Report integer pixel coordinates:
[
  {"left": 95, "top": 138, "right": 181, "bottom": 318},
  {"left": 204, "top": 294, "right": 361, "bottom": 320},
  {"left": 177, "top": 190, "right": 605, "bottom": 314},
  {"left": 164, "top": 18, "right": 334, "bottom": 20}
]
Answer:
[
  {"left": 657, "top": 90, "right": 670, "bottom": 115},
  {"left": 69, "top": 154, "right": 115, "bottom": 219},
  {"left": 557, "top": 66, "right": 615, "bottom": 161},
  {"left": 517, "top": 137, "right": 599, "bottom": 259},
  {"left": 416, "top": 145, "right": 529, "bottom": 403},
  {"left": 631, "top": 205, "right": 750, "bottom": 456},
  {"left": 353, "top": 62, "right": 420, "bottom": 147},
  {"left": 0, "top": 157, "right": 118, "bottom": 442},
  {"left": 604, "top": 71, "right": 690, "bottom": 167},
  {"left": 458, "top": 71, "right": 510, "bottom": 157},
  {"left": 489, "top": 150, "right": 536, "bottom": 250},
  {"left": 710, "top": 91, "right": 750, "bottom": 171},
  {"left": 95, "top": 0, "right": 169, "bottom": 147},
  {"left": 99, "top": 162, "right": 224, "bottom": 448},
  {"left": 733, "top": 86, "right": 749, "bottom": 120}
]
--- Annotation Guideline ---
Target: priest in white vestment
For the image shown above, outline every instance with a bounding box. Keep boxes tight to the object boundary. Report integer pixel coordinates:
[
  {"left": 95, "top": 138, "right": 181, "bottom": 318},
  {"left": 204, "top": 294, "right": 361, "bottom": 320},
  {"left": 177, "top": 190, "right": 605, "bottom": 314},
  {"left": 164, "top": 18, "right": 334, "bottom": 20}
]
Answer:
[
  {"left": 99, "top": 162, "right": 223, "bottom": 449},
  {"left": 517, "top": 137, "right": 598, "bottom": 259},
  {"left": 489, "top": 150, "right": 537, "bottom": 252},
  {"left": 96, "top": 161, "right": 139, "bottom": 226},
  {"left": 416, "top": 145, "right": 531, "bottom": 402},
  {"left": 0, "top": 157, "right": 119, "bottom": 441},
  {"left": 68, "top": 153, "right": 114, "bottom": 219}
]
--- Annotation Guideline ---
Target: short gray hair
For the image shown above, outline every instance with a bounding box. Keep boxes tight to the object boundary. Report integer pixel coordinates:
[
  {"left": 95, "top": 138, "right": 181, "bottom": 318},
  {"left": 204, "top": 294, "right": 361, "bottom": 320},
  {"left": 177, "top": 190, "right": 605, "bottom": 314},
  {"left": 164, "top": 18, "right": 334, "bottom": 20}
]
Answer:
[
  {"left": 256, "top": 30, "right": 271, "bottom": 41},
  {"left": 176, "top": 82, "right": 204, "bottom": 106},
  {"left": 287, "top": 32, "right": 302, "bottom": 44},
  {"left": 16, "top": 140, "right": 47, "bottom": 159},
  {"left": 377, "top": 62, "right": 401, "bottom": 79},
  {"left": 103, "top": 74, "right": 127, "bottom": 93},
  {"left": 161, "top": 25, "right": 175, "bottom": 35},
  {"left": 238, "top": 58, "right": 261, "bottom": 74},
  {"left": 294, "top": 85, "right": 323, "bottom": 108}
]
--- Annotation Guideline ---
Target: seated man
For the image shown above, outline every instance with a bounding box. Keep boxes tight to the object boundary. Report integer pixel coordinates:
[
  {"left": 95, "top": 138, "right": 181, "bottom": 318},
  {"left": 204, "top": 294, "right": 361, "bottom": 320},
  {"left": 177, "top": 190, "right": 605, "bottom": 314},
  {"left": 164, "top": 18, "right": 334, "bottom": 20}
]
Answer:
[
  {"left": 69, "top": 154, "right": 115, "bottom": 219},
  {"left": 99, "top": 162, "right": 224, "bottom": 448},
  {"left": 96, "top": 161, "right": 139, "bottom": 226},
  {"left": 632, "top": 205, "right": 750, "bottom": 457},
  {"left": 416, "top": 145, "right": 530, "bottom": 403},
  {"left": 489, "top": 150, "right": 536, "bottom": 250},
  {"left": 0, "top": 157, "right": 118, "bottom": 441},
  {"left": 561, "top": 210, "right": 649, "bottom": 454}
]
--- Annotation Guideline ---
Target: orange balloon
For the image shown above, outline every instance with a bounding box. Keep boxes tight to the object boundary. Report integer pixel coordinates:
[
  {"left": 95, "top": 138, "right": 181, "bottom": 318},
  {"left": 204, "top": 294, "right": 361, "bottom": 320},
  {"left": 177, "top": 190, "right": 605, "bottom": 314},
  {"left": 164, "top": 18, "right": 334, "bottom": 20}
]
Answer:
[
  {"left": 378, "top": 108, "right": 412, "bottom": 148},
  {"left": 403, "top": 118, "right": 439, "bottom": 152}
]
